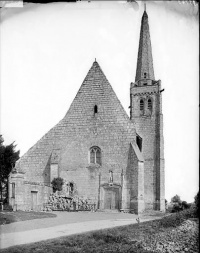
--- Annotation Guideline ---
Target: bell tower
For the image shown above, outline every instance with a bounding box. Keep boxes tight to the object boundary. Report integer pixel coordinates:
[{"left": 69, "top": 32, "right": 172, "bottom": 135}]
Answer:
[{"left": 130, "top": 7, "right": 165, "bottom": 211}]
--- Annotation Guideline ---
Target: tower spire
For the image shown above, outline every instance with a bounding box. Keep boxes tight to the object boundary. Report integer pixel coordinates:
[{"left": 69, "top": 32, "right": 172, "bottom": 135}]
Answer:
[{"left": 135, "top": 7, "right": 155, "bottom": 82}]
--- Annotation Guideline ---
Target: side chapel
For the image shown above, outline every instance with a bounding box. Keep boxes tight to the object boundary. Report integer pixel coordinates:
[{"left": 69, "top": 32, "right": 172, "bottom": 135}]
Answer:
[{"left": 9, "top": 8, "right": 165, "bottom": 214}]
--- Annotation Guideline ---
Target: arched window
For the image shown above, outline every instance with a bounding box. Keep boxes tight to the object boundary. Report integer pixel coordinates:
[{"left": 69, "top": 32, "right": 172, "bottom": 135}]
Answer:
[
  {"left": 90, "top": 146, "right": 101, "bottom": 165},
  {"left": 94, "top": 105, "right": 98, "bottom": 114},
  {"left": 140, "top": 99, "right": 144, "bottom": 112},
  {"left": 90, "top": 149, "right": 95, "bottom": 163},
  {"left": 148, "top": 98, "right": 152, "bottom": 110},
  {"left": 96, "top": 148, "right": 101, "bottom": 165}
]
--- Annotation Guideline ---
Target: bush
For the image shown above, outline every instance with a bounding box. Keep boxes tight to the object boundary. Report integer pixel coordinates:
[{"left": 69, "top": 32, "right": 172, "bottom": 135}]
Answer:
[
  {"left": 170, "top": 196, "right": 191, "bottom": 213},
  {"left": 159, "top": 207, "right": 197, "bottom": 228},
  {"left": 51, "top": 177, "right": 64, "bottom": 193},
  {"left": 160, "top": 212, "right": 185, "bottom": 228},
  {"left": 182, "top": 201, "right": 190, "bottom": 210},
  {"left": 171, "top": 194, "right": 181, "bottom": 204},
  {"left": 170, "top": 194, "right": 183, "bottom": 213},
  {"left": 171, "top": 202, "right": 183, "bottom": 213}
]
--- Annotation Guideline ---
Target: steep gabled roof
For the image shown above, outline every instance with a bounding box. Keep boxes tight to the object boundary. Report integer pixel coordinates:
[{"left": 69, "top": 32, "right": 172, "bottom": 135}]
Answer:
[
  {"left": 15, "top": 61, "right": 136, "bottom": 175},
  {"left": 64, "top": 60, "right": 131, "bottom": 123}
]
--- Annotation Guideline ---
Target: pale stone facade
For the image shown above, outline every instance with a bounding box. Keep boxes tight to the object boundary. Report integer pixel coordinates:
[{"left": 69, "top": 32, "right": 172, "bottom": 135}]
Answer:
[{"left": 9, "top": 10, "right": 165, "bottom": 214}]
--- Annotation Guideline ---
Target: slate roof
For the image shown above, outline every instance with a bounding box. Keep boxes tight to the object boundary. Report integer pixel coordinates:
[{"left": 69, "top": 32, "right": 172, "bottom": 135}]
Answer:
[
  {"left": 15, "top": 61, "right": 137, "bottom": 175},
  {"left": 51, "top": 149, "right": 60, "bottom": 164},
  {"left": 135, "top": 10, "right": 155, "bottom": 82}
]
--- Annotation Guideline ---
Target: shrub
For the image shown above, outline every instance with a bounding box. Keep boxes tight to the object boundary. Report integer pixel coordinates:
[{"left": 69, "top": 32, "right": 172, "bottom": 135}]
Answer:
[
  {"left": 170, "top": 194, "right": 183, "bottom": 213},
  {"left": 171, "top": 202, "right": 183, "bottom": 213},
  {"left": 182, "top": 201, "right": 190, "bottom": 210},
  {"left": 51, "top": 177, "right": 64, "bottom": 193},
  {"left": 160, "top": 212, "right": 184, "bottom": 228},
  {"left": 181, "top": 205, "right": 198, "bottom": 219},
  {"left": 171, "top": 194, "right": 182, "bottom": 204},
  {"left": 159, "top": 207, "right": 197, "bottom": 228}
]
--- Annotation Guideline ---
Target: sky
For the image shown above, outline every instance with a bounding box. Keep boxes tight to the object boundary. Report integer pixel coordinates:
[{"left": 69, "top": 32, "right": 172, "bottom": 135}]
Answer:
[{"left": 0, "top": 1, "right": 199, "bottom": 203}]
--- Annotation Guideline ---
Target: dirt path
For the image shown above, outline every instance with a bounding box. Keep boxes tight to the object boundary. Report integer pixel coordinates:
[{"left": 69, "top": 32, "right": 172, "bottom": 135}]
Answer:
[{"left": 0, "top": 212, "right": 161, "bottom": 249}]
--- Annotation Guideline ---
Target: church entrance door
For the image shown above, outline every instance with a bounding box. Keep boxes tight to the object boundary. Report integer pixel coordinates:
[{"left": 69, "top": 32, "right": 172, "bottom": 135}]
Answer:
[{"left": 104, "top": 188, "right": 119, "bottom": 210}]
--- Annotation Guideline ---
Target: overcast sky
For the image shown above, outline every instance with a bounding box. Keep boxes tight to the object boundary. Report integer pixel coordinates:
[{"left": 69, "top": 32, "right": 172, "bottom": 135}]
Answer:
[{"left": 0, "top": 1, "right": 199, "bottom": 202}]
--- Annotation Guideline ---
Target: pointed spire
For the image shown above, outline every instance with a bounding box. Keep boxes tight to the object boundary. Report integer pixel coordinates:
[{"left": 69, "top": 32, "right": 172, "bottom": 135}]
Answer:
[{"left": 135, "top": 7, "right": 155, "bottom": 82}]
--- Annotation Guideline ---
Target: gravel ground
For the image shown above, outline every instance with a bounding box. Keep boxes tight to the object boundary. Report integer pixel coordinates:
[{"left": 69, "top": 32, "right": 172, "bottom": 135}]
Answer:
[{"left": 141, "top": 219, "right": 199, "bottom": 253}]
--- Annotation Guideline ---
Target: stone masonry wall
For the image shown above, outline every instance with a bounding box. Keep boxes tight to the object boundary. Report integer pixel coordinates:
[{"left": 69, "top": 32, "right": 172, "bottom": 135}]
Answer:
[
  {"left": 13, "top": 61, "right": 141, "bottom": 211},
  {"left": 130, "top": 82, "right": 165, "bottom": 211}
]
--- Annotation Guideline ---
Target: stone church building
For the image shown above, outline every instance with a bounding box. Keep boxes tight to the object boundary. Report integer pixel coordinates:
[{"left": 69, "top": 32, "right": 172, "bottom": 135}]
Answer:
[{"left": 9, "top": 9, "right": 165, "bottom": 214}]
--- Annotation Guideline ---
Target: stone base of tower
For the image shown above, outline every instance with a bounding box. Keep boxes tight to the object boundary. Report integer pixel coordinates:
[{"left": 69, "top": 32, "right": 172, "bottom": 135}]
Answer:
[
  {"left": 153, "top": 199, "right": 165, "bottom": 212},
  {"left": 120, "top": 199, "right": 145, "bottom": 214},
  {"left": 130, "top": 199, "right": 145, "bottom": 214}
]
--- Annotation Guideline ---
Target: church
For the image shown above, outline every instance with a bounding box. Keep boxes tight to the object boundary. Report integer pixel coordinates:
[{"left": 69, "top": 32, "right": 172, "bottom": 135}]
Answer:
[{"left": 9, "top": 9, "right": 165, "bottom": 214}]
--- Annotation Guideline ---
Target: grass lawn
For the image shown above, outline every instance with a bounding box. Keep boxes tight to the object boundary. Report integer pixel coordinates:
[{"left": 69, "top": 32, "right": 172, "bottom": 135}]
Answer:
[
  {"left": 0, "top": 210, "right": 56, "bottom": 225},
  {"left": 0, "top": 210, "right": 199, "bottom": 253}
]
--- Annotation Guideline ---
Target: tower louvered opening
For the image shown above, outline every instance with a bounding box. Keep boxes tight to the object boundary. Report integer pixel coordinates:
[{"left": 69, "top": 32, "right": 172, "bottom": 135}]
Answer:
[
  {"left": 140, "top": 99, "right": 144, "bottom": 111},
  {"left": 148, "top": 98, "right": 152, "bottom": 110}
]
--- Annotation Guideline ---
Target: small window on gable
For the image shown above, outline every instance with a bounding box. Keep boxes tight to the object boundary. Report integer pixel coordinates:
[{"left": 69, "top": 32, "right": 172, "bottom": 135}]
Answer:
[
  {"left": 144, "top": 72, "right": 147, "bottom": 79},
  {"left": 148, "top": 98, "right": 152, "bottom": 110},
  {"left": 140, "top": 99, "right": 144, "bottom": 112},
  {"left": 94, "top": 105, "right": 98, "bottom": 114},
  {"left": 90, "top": 146, "right": 101, "bottom": 165}
]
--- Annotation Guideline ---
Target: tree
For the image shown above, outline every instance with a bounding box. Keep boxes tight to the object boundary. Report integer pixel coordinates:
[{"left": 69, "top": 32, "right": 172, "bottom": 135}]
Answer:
[
  {"left": 171, "top": 194, "right": 182, "bottom": 204},
  {"left": 170, "top": 194, "right": 182, "bottom": 212},
  {"left": 194, "top": 191, "right": 199, "bottom": 215},
  {"left": 0, "top": 135, "right": 20, "bottom": 201},
  {"left": 51, "top": 177, "right": 64, "bottom": 193},
  {"left": 182, "top": 201, "right": 190, "bottom": 210}
]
